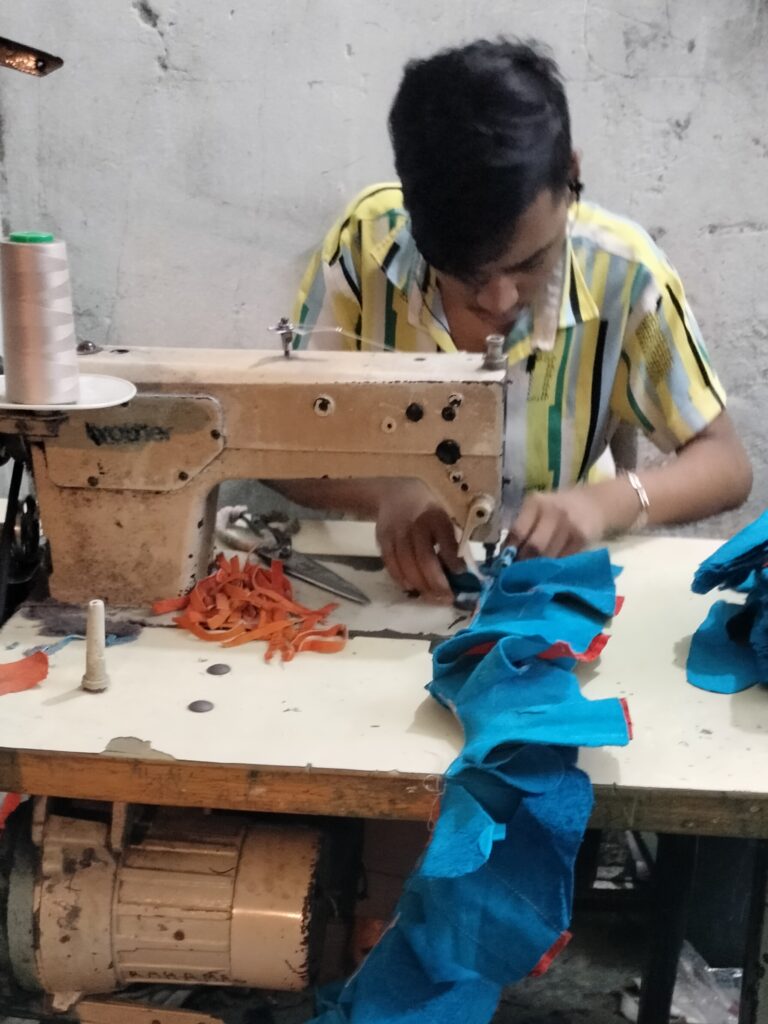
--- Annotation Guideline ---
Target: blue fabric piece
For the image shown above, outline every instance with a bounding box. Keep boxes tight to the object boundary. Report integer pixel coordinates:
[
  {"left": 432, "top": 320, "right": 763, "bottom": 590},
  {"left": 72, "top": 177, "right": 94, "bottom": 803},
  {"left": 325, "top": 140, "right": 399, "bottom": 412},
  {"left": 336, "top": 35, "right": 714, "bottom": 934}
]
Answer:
[
  {"left": 106, "top": 632, "right": 140, "bottom": 647},
  {"left": 25, "top": 632, "right": 140, "bottom": 657},
  {"left": 735, "top": 571, "right": 758, "bottom": 594},
  {"left": 484, "top": 550, "right": 620, "bottom": 617},
  {"left": 687, "top": 601, "right": 761, "bottom": 693},
  {"left": 313, "top": 927, "right": 502, "bottom": 1024},
  {"left": 436, "top": 642, "right": 630, "bottom": 753},
  {"left": 453, "top": 744, "right": 570, "bottom": 794},
  {"left": 692, "top": 509, "right": 768, "bottom": 593},
  {"left": 688, "top": 515, "right": 768, "bottom": 693},
  {"left": 311, "top": 549, "right": 631, "bottom": 1024},
  {"left": 419, "top": 781, "right": 505, "bottom": 880},
  {"left": 402, "top": 765, "right": 594, "bottom": 986},
  {"left": 746, "top": 574, "right": 768, "bottom": 679},
  {"left": 431, "top": 596, "right": 605, "bottom": 676}
]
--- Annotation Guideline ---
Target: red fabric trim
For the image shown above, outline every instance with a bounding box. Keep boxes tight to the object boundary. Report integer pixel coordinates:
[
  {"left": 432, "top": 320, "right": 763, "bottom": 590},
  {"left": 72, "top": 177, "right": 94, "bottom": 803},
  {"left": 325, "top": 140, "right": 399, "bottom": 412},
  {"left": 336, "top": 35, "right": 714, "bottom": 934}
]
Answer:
[
  {"left": 614, "top": 595, "right": 625, "bottom": 616},
  {"left": 539, "top": 632, "right": 608, "bottom": 663},
  {"left": 0, "top": 793, "right": 21, "bottom": 830},
  {"left": 463, "top": 641, "right": 497, "bottom": 658},
  {"left": 620, "top": 697, "right": 634, "bottom": 740},
  {"left": 530, "top": 930, "right": 572, "bottom": 977}
]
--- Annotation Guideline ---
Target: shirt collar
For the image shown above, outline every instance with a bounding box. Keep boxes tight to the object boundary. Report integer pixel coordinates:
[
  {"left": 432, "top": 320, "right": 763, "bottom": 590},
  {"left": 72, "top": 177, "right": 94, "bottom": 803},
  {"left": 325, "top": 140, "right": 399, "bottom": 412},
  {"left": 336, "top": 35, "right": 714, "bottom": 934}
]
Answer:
[
  {"left": 521, "top": 234, "right": 601, "bottom": 356},
  {"left": 371, "top": 215, "right": 600, "bottom": 355},
  {"left": 370, "top": 218, "right": 424, "bottom": 295},
  {"left": 559, "top": 233, "right": 600, "bottom": 329}
]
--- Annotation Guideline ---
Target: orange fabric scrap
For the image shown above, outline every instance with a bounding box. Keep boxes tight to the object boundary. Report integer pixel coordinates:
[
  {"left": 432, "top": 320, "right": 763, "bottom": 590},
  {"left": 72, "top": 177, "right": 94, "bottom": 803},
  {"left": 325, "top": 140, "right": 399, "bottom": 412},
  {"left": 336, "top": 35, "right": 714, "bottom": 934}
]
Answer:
[
  {"left": 152, "top": 554, "right": 347, "bottom": 662},
  {"left": 0, "top": 650, "right": 49, "bottom": 696}
]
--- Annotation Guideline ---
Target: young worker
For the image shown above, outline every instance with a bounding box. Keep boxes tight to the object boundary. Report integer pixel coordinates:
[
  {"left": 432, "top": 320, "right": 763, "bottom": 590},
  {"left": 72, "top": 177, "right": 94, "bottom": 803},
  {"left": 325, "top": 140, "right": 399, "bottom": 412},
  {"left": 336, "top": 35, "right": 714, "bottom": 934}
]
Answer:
[{"left": 284, "top": 39, "right": 751, "bottom": 602}]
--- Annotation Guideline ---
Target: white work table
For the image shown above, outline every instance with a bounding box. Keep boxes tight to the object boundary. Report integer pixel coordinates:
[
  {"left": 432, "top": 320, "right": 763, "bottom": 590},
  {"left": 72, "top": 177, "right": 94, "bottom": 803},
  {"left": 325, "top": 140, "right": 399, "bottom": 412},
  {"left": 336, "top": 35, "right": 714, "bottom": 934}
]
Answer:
[{"left": 0, "top": 525, "right": 766, "bottom": 837}]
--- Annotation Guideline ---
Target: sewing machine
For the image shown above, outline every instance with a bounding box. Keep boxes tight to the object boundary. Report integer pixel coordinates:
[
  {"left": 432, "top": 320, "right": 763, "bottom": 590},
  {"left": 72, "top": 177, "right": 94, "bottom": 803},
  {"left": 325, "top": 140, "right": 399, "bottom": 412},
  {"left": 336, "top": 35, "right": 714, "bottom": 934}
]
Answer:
[
  {"left": 1, "top": 347, "right": 767, "bottom": 1024},
  {"left": 0, "top": 343, "right": 506, "bottom": 1021},
  {"left": 6, "top": 344, "right": 506, "bottom": 606}
]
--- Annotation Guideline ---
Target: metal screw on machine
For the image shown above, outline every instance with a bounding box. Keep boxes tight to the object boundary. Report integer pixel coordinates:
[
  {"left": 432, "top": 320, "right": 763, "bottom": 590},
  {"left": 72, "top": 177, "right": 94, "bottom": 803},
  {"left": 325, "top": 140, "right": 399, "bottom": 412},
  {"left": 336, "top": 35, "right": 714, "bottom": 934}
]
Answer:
[
  {"left": 482, "top": 333, "right": 507, "bottom": 371},
  {"left": 81, "top": 599, "right": 109, "bottom": 693},
  {"left": 314, "top": 395, "right": 335, "bottom": 416},
  {"left": 442, "top": 393, "right": 463, "bottom": 421},
  {"left": 76, "top": 340, "right": 102, "bottom": 355}
]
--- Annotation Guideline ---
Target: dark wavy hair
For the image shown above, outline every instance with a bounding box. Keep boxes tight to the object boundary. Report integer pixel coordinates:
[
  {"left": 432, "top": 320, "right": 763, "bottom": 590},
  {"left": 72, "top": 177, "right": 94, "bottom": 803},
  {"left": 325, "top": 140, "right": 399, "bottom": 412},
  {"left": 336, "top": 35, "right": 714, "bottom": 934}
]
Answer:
[{"left": 388, "top": 38, "right": 573, "bottom": 278}]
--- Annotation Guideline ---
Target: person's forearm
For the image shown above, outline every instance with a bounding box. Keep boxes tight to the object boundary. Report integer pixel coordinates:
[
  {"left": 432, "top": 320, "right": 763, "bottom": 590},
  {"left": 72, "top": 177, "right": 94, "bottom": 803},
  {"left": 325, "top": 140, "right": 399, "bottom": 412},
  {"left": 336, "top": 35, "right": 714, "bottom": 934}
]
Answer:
[
  {"left": 591, "top": 412, "right": 752, "bottom": 535},
  {"left": 270, "top": 478, "right": 391, "bottom": 519}
]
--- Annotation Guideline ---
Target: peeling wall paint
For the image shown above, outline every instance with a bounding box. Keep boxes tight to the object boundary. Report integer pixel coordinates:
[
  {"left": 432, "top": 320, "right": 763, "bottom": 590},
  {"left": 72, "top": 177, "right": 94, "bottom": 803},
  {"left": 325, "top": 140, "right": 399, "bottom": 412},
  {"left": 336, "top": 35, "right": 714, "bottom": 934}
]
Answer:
[{"left": 0, "top": 0, "right": 765, "bottom": 531}]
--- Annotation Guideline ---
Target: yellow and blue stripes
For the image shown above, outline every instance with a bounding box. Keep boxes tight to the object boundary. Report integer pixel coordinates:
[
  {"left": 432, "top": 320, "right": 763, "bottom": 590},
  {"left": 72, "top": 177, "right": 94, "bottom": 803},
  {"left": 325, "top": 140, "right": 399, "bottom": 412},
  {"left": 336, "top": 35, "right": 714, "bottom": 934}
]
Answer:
[{"left": 294, "top": 184, "right": 726, "bottom": 495}]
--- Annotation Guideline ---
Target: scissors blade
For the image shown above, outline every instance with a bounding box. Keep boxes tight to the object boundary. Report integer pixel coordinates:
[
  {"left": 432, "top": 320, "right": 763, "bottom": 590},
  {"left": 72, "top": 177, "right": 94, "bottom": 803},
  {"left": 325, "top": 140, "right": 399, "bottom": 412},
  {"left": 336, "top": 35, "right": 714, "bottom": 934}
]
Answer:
[{"left": 259, "top": 550, "right": 370, "bottom": 605}]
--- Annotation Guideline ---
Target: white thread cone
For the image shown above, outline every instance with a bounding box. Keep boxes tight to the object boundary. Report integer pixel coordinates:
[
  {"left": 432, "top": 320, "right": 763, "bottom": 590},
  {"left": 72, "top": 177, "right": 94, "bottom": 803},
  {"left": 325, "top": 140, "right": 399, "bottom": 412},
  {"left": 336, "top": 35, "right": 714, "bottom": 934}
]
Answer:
[{"left": 1, "top": 236, "right": 80, "bottom": 405}]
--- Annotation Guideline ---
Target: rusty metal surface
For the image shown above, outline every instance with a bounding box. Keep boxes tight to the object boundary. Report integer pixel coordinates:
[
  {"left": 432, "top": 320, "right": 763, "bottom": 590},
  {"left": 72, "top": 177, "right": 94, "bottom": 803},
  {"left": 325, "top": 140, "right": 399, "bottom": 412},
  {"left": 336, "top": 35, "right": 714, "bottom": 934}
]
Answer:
[
  {"left": 45, "top": 395, "right": 224, "bottom": 492},
  {"left": 19, "top": 806, "right": 324, "bottom": 998},
  {"left": 24, "top": 347, "right": 503, "bottom": 605},
  {"left": 35, "top": 815, "right": 117, "bottom": 995},
  {"left": 231, "top": 824, "right": 323, "bottom": 989}
]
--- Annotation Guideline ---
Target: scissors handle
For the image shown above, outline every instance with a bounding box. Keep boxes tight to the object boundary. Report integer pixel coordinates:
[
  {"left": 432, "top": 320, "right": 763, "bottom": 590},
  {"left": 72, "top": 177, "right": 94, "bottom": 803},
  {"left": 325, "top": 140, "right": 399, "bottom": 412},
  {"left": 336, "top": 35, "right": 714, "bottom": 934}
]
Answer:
[{"left": 238, "top": 511, "right": 297, "bottom": 545}]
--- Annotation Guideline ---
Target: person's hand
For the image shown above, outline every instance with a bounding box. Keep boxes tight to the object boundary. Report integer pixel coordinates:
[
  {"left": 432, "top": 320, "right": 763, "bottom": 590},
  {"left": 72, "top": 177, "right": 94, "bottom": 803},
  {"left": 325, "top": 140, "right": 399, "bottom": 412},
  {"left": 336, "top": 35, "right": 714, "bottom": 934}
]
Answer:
[
  {"left": 375, "top": 481, "right": 464, "bottom": 603},
  {"left": 504, "top": 487, "right": 608, "bottom": 560}
]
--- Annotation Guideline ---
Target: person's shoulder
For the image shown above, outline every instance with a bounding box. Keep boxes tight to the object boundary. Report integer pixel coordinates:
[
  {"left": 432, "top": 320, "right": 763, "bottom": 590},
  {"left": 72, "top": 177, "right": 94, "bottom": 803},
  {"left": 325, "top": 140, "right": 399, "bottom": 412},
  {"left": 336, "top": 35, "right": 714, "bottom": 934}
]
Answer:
[
  {"left": 343, "top": 182, "right": 406, "bottom": 222},
  {"left": 319, "top": 183, "right": 407, "bottom": 262},
  {"left": 571, "top": 201, "right": 673, "bottom": 276}
]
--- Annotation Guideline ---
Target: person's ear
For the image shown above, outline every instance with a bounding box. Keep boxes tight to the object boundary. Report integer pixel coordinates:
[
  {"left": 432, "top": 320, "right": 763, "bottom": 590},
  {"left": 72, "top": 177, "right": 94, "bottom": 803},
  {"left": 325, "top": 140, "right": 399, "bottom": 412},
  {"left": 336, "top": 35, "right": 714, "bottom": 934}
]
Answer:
[{"left": 567, "top": 151, "right": 583, "bottom": 202}]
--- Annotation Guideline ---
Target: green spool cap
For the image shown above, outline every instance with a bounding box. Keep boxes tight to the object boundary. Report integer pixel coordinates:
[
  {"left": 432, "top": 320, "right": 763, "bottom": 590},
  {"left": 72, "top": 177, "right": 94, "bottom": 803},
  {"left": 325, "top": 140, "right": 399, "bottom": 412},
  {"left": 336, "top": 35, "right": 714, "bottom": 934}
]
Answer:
[{"left": 9, "top": 231, "right": 55, "bottom": 243}]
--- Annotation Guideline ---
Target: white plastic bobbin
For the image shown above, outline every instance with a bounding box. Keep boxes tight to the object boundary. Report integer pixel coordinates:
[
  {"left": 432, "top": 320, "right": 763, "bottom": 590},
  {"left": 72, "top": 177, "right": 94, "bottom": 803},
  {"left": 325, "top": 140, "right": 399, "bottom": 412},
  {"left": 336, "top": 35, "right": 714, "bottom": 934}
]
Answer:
[{"left": 81, "top": 598, "right": 110, "bottom": 693}]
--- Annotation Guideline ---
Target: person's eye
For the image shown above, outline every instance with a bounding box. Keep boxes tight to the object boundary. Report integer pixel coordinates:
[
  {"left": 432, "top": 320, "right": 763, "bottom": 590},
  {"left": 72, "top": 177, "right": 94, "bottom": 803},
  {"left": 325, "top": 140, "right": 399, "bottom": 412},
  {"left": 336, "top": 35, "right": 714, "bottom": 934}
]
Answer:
[
  {"left": 464, "top": 272, "right": 490, "bottom": 289},
  {"left": 516, "top": 256, "right": 545, "bottom": 274}
]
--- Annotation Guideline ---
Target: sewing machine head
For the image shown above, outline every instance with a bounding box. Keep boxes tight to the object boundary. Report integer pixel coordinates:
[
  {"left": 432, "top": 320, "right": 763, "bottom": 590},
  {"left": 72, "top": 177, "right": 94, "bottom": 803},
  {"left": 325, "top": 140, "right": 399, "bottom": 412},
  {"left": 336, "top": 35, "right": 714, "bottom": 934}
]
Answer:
[{"left": 1, "top": 345, "right": 505, "bottom": 606}]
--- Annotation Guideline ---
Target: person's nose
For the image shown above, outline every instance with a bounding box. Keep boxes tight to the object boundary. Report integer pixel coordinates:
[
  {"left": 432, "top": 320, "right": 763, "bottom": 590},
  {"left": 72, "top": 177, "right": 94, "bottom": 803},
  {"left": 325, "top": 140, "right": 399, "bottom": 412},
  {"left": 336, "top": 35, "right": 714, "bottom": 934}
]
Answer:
[{"left": 473, "top": 274, "right": 519, "bottom": 317}]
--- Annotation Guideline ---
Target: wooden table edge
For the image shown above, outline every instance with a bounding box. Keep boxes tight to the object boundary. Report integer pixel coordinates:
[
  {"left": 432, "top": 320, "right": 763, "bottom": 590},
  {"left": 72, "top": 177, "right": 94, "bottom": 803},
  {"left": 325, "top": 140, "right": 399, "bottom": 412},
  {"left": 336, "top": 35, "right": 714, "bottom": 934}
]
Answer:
[{"left": 1, "top": 747, "right": 767, "bottom": 838}]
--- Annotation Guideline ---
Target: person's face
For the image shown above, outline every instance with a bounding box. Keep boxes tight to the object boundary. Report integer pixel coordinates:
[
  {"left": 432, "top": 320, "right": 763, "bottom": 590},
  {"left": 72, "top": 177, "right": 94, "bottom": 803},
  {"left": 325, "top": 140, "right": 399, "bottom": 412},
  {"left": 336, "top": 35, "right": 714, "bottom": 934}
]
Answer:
[{"left": 437, "top": 187, "right": 571, "bottom": 351}]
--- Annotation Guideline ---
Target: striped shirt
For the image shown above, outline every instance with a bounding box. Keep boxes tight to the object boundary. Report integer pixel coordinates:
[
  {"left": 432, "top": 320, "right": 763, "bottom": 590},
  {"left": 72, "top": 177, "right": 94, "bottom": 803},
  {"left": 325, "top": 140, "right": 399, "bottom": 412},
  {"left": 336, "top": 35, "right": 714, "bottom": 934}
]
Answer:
[{"left": 293, "top": 183, "right": 725, "bottom": 502}]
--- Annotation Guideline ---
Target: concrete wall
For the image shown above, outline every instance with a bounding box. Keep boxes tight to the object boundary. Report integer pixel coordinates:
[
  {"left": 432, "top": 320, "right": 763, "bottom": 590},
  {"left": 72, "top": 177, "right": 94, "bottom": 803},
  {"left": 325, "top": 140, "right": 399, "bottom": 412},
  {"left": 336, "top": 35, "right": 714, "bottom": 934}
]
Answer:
[{"left": 0, "top": 1, "right": 765, "bottom": 530}]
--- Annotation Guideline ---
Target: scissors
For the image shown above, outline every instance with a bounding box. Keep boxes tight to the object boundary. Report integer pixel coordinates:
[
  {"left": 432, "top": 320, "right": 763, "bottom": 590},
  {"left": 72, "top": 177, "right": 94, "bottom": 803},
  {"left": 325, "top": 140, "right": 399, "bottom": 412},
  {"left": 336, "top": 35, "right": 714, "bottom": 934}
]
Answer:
[{"left": 221, "top": 508, "right": 370, "bottom": 605}]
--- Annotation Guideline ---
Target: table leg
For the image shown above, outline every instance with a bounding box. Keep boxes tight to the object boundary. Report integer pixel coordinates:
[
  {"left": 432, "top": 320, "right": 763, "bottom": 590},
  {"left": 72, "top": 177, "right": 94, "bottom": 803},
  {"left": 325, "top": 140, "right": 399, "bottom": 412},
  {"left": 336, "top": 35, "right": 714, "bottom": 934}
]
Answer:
[
  {"left": 637, "top": 833, "right": 699, "bottom": 1024},
  {"left": 739, "top": 839, "right": 768, "bottom": 1024}
]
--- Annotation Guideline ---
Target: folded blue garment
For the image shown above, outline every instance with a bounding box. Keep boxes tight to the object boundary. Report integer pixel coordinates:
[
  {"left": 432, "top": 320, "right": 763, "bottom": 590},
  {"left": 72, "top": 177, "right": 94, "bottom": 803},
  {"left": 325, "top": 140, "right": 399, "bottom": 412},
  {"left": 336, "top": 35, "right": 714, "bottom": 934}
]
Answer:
[
  {"left": 692, "top": 509, "right": 768, "bottom": 594},
  {"left": 454, "top": 744, "right": 573, "bottom": 795},
  {"left": 313, "top": 926, "right": 502, "bottom": 1024},
  {"left": 434, "top": 641, "right": 630, "bottom": 754},
  {"left": 431, "top": 596, "right": 606, "bottom": 682},
  {"left": 688, "top": 600, "right": 763, "bottom": 693},
  {"left": 482, "top": 549, "right": 621, "bottom": 617},
  {"left": 404, "top": 765, "right": 593, "bottom": 986},
  {"left": 745, "top": 573, "right": 768, "bottom": 675},
  {"left": 418, "top": 782, "right": 506, "bottom": 880},
  {"left": 312, "top": 549, "right": 631, "bottom": 1024},
  {"left": 688, "top": 514, "right": 768, "bottom": 693}
]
